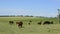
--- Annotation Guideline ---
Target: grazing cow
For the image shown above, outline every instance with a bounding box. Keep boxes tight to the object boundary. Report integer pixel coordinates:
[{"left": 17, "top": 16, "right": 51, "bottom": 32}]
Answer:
[
  {"left": 16, "top": 21, "right": 23, "bottom": 28},
  {"left": 9, "top": 21, "right": 14, "bottom": 25},
  {"left": 43, "top": 21, "right": 53, "bottom": 25},
  {"left": 38, "top": 21, "right": 42, "bottom": 25}
]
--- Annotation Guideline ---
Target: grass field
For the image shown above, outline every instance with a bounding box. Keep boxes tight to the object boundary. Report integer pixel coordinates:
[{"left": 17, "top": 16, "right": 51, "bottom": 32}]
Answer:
[{"left": 0, "top": 17, "right": 60, "bottom": 34}]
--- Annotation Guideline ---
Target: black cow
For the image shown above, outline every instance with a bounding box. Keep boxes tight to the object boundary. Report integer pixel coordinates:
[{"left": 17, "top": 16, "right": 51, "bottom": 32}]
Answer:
[
  {"left": 9, "top": 21, "right": 14, "bottom": 25},
  {"left": 43, "top": 21, "right": 53, "bottom": 25},
  {"left": 16, "top": 21, "right": 23, "bottom": 28}
]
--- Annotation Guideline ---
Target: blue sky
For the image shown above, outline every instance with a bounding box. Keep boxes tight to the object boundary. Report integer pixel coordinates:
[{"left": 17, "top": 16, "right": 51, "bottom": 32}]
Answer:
[{"left": 0, "top": 0, "right": 60, "bottom": 17}]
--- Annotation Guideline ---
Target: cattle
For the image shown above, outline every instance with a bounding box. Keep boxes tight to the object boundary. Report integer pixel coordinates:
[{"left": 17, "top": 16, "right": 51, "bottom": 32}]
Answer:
[
  {"left": 38, "top": 21, "right": 42, "bottom": 25},
  {"left": 43, "top": 21, "right": 53, "bottom": 25},
  {"left": 9, "top": 21, "right": 14, "bottom": 25},
  {"left": 16, "top": 21, "right": 23, "bottom": 28}
]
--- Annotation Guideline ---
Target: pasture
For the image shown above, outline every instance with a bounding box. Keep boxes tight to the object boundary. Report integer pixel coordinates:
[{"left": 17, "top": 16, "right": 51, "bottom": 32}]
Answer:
[{"left": 0, "top": 17, "right": 60, "bottom": 34}]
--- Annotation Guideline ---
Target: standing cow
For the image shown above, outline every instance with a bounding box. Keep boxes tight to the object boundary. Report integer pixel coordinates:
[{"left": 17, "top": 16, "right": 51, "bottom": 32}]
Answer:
[{"left": 16, "top": 21, "right": 23, "bottom": 28}]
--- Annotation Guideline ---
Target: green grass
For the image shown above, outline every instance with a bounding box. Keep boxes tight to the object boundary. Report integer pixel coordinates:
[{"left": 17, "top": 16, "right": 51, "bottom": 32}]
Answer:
[{"left": 0, "top": 17, "right": 60, "bottom": 34}]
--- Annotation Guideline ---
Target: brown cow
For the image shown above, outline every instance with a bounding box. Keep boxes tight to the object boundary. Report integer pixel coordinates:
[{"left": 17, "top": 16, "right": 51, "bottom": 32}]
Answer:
[{"left": 16, "top": 21, "right": 23, "bottom": 28}]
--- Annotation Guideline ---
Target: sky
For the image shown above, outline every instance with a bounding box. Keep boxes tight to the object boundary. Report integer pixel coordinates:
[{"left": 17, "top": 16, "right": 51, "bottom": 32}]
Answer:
[{"left": 0, "top": 0, "right": 60, "bottom": 17}]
